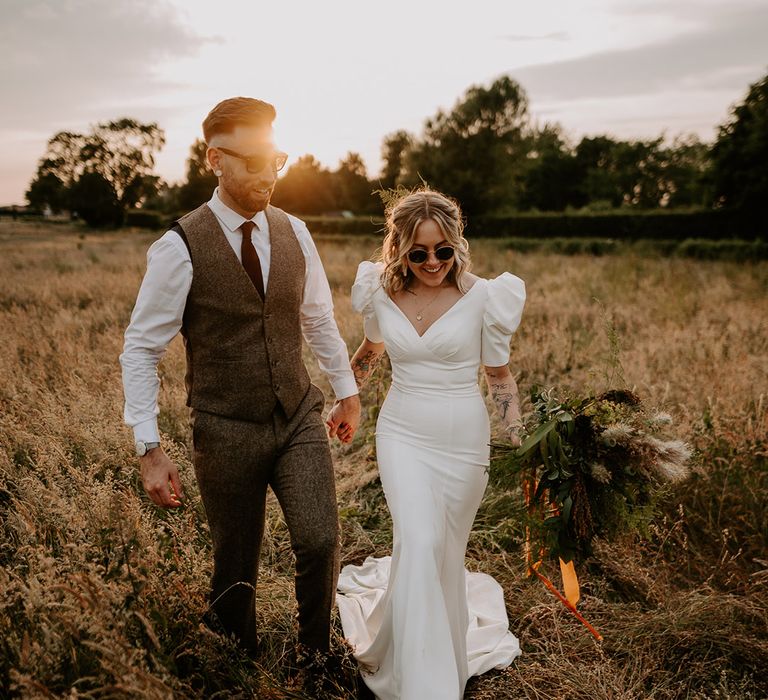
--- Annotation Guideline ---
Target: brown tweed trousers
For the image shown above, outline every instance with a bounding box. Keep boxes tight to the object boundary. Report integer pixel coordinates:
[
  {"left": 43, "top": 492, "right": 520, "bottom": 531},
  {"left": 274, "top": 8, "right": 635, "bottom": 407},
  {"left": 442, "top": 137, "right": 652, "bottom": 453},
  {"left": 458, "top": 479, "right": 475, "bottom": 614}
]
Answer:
[{"left": 174, "top": 203, "right": 340, "bottom": 655}]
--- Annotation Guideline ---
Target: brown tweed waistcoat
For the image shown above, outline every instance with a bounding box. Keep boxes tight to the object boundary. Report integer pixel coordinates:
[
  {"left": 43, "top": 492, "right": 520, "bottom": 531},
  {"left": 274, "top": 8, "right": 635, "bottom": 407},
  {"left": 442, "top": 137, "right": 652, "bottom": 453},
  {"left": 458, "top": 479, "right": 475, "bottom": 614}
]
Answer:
[{"left": 174, "top": 203, "right": 310, "bottom": 422}]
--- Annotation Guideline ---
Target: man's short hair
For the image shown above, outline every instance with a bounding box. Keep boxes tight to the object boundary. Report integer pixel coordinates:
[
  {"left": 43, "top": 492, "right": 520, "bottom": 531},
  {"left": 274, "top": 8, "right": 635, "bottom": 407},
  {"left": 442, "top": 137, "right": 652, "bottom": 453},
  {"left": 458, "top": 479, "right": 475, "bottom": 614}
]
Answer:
[{"left": 202, "top": 97, "right": 276, "bottom": 143}]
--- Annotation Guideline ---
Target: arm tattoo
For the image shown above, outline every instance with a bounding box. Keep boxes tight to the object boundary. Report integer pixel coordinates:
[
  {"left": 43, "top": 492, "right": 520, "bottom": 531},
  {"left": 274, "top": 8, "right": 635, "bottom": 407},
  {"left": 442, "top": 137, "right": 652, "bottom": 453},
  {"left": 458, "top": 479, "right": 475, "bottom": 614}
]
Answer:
[
  {"left": 490, "top": 381, "right": 519, "bottom": 421},
  {"left": 352, "top": 350, "right": 382, "bottom": 389}
]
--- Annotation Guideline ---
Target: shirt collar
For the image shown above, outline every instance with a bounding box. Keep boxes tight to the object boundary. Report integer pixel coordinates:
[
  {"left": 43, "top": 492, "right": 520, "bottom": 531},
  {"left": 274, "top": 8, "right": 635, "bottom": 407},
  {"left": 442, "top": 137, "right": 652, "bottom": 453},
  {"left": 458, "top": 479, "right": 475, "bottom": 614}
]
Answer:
[{"left": 208, "top": 186, "right": 268, "bottom": 234}]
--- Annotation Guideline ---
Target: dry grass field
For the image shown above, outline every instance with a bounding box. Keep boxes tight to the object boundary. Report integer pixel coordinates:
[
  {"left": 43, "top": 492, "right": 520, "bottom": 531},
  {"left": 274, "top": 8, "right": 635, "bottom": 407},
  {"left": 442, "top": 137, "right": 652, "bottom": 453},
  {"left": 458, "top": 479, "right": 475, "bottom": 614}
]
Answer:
[{"left": 1, "top": 219, "right": 766, "bottom": 699}]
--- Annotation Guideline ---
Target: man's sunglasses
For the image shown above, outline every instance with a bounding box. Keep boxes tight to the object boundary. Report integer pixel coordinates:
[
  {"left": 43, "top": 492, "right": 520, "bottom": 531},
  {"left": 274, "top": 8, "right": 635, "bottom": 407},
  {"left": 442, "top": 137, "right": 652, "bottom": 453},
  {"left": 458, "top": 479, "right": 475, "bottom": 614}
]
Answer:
[
  {"left": 216, "top": 147, "right": 288, "bottom": 174},
  {"left": 407, "top": 246, "right": 455, "bottom": 264}
]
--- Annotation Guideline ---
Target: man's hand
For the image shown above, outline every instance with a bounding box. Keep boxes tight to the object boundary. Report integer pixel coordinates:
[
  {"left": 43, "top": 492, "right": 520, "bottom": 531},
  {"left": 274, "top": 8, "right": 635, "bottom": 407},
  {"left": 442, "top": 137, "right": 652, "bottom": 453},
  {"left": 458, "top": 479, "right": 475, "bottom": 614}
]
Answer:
[
  {"left": 140, "top": 448, "right": 184, "bottom": 508},
  {"left": 326, "top": 394, "right": 361, "bottom": 444}
]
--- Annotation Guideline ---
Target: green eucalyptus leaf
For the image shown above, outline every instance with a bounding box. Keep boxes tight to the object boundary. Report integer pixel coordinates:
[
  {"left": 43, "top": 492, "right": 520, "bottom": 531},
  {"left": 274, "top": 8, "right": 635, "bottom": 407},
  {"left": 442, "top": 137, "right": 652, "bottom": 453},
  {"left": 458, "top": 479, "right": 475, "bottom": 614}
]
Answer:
[
  {"left": 547, "top": 428, "right": 563, "bottom": 468},
  {"left": 516, "top": 418, "right": 558, "bottom": 456},
  {"left": 561, "top": 495, "right": 573, "bottom": 523},
  {"left": 539, "top": 431, "right": 550, "bottom": 468},
  {"left": 557, "top": 479, "right": 574, "bottom": 500}
]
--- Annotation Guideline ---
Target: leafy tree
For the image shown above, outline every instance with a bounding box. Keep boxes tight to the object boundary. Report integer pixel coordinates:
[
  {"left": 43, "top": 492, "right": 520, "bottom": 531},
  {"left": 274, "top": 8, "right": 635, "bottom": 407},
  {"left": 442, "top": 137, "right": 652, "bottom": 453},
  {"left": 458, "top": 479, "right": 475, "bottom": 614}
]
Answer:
[
  {"left": 25, "top": 131, "right": 86, "bottom": 213},
  {"left": 25, "top": 172, "right": 67, "bottom": 213},
  {"left": 25, "top": 119, "right": 165, "bottom": 223},
  {"left": 178, "top": 138, "right": 217, "bottom": 211},
  {"left": 615, "top": 137, "right": 667, "bottom": 208},
  {"left": 520, "top": 127, "right": 704, "bottom": 212},
  {"left": 78, "top": 118, "right": 165, "bottom": 209},
  {"left": 332, "top": 152, "right": 377, "bottom": 214},
  {"left": 36, "top": 131, "right": 88, "bottom": 187},
  {"left": 142, "top": 179, "right": 182, "bottom": 215},
  {"left": 271, "top": 155, "right": 336, "bottom": 215},
  {"left": 520, "top": 124, "right": 584, "bottom": 211},
  {"left": 711, "top": 72, "right": 768, "bottom": 211},
  {"left": 379, "top": 130, "right": 413, "bottom": 190},
  {"left": 402, "top": 75, "right": 532, "bottom": 214},
  {"left": 658, "top": 135, "right": 711, "bottom": 208},
  {"left": 573, "top": 136, "right": 670, "bottom": 208},
  {"left": 69, "top": 171, "right": 122, "bottom": 227},
  {"left": 573, "top": 136, "right": 626, "bottom": 208}
]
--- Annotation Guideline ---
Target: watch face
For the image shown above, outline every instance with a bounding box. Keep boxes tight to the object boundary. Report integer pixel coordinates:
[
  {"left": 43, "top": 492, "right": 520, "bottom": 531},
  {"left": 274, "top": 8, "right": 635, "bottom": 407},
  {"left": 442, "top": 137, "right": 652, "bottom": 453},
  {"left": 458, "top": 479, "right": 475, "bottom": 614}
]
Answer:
[{"left": 136, "top": 441, "right": 147, "bottom": 456}]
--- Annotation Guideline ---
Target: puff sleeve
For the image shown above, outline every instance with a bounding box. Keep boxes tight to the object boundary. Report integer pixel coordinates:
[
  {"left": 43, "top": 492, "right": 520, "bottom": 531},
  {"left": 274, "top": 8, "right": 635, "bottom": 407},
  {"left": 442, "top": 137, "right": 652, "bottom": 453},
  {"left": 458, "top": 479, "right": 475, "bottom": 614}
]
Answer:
[
  {"left": 351, "top": 260, "right": 385, "bottom": 343},
  {"left": 481, "top": 272, "right": 526, "bottom": 366}
]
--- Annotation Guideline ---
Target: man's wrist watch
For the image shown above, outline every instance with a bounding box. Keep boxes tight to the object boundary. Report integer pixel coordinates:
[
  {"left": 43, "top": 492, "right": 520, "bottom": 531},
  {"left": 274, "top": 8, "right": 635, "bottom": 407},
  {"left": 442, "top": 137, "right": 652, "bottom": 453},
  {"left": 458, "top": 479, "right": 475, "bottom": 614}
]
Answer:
[{"left": 135, "top": 440, "right": 161, "bottom": 457}]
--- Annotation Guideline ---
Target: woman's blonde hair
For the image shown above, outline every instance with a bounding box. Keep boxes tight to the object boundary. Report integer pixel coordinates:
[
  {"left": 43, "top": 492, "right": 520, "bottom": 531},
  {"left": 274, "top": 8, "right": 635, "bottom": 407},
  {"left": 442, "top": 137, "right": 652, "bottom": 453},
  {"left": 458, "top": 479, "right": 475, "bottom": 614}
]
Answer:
[{"left": 377, "top": 187, "right": 472, "bottom": 296}]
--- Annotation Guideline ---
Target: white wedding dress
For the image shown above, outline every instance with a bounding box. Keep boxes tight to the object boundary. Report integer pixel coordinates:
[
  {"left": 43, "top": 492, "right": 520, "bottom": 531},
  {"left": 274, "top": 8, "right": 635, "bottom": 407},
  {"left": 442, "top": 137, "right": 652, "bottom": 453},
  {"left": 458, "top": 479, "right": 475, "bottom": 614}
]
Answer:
[{"left": 336, "top": 261, "right": 526, "bottom": 700}]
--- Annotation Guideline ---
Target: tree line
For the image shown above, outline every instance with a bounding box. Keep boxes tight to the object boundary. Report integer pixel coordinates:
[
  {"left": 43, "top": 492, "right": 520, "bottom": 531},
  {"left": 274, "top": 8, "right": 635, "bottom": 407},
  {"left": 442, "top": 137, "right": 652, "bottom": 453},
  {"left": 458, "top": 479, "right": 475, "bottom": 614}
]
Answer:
[{"left": 25, "top": 72, "right": 768, "bottom": 227}]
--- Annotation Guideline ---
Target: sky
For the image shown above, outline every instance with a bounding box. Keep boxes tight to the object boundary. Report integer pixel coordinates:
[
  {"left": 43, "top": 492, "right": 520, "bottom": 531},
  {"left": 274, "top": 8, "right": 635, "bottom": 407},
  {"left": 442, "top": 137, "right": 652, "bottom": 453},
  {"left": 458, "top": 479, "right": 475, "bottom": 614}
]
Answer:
[{"left": 1, "top": 0, "right": 766, "bottom": 206}]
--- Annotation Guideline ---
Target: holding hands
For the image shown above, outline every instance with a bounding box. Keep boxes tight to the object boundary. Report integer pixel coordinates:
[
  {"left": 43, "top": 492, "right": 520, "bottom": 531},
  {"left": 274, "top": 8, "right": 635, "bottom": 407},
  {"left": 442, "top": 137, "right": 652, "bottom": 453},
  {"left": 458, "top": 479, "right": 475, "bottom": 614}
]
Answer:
[
  {"left": 329, "top": 336, "right": 385, "bottom": 444},
  {"left": 326, "top": 394, "right": 362, "bottom": 444}
]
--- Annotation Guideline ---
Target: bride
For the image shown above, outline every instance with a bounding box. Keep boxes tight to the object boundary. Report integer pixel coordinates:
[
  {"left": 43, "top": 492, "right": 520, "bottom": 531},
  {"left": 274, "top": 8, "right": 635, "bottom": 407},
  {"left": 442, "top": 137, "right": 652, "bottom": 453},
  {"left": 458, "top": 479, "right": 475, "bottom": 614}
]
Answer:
[{"left": 328, "top": 188, "right": 525, "bottom": 699}]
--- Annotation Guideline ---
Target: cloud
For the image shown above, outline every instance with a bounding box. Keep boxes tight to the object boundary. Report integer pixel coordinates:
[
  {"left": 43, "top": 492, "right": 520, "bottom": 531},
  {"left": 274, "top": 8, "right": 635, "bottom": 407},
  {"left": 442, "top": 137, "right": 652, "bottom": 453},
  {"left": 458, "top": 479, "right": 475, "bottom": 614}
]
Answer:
[
  {"left": 0, "top": 0, "right": 215, "bottom": 130},
  {"left": 498, "top": 32, "right": 570, "bottom": 42},
  {"left": 511, "top": 3, "right": 767, "bottom": 101},
  {"left": 614, "top": 0, "right": 760, "bottom": 22}
]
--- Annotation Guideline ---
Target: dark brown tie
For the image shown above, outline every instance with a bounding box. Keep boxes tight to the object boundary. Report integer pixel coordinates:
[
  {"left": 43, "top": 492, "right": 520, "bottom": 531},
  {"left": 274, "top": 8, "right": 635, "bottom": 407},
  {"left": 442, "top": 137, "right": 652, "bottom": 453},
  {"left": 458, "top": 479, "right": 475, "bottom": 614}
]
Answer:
[{"left": 239, "top": 220, "right": 264, "bottom": 299}]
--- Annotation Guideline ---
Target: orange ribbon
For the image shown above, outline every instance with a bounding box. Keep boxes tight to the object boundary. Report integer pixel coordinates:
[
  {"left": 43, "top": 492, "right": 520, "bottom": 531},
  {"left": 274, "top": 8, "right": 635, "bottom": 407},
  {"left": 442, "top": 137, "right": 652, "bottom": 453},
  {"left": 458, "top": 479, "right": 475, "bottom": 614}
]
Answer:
[{"left": 522, "top": 467, "right": 603, "bottom": 642}]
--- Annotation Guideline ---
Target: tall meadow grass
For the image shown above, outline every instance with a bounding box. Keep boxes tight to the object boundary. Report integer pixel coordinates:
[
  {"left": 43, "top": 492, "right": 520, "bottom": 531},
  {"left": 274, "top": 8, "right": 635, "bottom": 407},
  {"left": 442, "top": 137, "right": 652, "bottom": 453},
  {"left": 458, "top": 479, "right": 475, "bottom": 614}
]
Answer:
[{"left": 1, "top": 220, "right": 765, "bottom": 698}]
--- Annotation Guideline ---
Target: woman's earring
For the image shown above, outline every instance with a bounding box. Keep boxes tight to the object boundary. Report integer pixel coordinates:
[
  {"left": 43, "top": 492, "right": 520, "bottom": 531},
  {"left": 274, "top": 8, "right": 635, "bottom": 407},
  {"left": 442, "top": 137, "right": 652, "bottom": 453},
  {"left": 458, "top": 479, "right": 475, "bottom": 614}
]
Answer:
[{"left": 214, "top": 170, "right": 222, "bottom": 177}]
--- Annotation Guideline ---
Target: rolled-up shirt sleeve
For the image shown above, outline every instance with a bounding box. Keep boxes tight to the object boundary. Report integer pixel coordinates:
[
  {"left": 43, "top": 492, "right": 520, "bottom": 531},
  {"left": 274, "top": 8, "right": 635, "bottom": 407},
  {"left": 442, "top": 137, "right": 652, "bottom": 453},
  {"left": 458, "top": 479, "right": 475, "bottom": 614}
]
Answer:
[
  {"left": 119, "top": 231, "right": 192, "bottom": 443},
  {"left": 292, "top": 217, "right": 358, "bottom": 400}
]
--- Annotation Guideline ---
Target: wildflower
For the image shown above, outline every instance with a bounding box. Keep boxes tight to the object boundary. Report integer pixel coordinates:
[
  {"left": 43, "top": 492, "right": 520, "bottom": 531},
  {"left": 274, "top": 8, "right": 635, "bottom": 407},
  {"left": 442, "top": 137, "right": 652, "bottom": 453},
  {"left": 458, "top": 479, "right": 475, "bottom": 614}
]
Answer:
[
  {"left": 600, "top": 423, "right": 634, "bottom": 447},
  {"left": 645, "top": 436, "right": 691, "bottom": 482},
  {"left": 654, "top": 459, "right": 690, "bottom": 483},
  {"left": 647, "top": 411, "right": 672, "bottom": 428},
  {"left": 588, "top": 462, "right": 612, "bottom": 483}
]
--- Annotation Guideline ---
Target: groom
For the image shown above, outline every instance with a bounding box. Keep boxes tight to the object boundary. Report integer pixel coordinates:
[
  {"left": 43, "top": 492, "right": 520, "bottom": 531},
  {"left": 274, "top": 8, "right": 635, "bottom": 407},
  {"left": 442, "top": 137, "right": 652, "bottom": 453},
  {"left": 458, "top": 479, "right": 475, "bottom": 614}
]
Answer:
[{"left": 119, "top": 97, "right": 361, "bottom": 661}]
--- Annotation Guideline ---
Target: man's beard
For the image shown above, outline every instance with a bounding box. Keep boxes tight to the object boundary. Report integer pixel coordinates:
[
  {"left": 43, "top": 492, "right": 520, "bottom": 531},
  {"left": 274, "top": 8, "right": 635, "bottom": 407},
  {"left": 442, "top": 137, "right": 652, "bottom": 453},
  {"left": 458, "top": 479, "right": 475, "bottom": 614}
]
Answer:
[{"left": 232, "top": 182, "right": 272, "bottom": 212}]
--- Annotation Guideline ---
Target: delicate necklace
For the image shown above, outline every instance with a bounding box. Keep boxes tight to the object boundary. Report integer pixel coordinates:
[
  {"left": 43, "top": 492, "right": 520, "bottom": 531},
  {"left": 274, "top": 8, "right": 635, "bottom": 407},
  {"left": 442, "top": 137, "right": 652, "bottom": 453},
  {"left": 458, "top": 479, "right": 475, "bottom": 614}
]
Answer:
[{"left": 411, "top": 286, "right": 445, "bottom": 321}]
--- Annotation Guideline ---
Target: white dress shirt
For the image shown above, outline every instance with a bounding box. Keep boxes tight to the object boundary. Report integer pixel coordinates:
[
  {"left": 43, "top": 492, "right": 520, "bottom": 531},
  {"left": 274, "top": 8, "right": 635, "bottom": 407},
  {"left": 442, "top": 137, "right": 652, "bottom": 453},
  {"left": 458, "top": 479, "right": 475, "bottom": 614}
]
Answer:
[{"left": 120, "top": 187, "right": 358, "bottom": 443}]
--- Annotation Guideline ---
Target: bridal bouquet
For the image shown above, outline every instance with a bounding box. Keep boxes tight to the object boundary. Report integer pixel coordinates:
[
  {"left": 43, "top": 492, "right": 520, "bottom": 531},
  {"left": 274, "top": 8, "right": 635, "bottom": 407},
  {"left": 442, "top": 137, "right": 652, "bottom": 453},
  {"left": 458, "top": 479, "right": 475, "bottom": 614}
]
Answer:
[{"left": 491, "top": 386, "right": 693, "bottom": 565}]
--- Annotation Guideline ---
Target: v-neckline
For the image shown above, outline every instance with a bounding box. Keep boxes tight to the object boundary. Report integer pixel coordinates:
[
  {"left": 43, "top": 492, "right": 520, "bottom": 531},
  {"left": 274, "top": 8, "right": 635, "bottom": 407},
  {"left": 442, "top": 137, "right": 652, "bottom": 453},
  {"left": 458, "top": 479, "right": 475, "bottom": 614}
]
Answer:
[{"left": 384, "top": 279, "right": 483, "bottom": 339}]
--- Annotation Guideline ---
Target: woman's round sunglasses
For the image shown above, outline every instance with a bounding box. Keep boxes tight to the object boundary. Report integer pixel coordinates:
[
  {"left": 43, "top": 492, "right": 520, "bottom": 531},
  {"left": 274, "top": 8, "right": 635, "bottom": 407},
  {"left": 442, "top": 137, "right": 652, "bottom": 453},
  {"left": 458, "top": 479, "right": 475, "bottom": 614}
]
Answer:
[
  {"left": 217, "top": 147, "right": 288, "bottom": 174},
  {"left": 407, "top": 246, "right": 455, "bottom": 265}
]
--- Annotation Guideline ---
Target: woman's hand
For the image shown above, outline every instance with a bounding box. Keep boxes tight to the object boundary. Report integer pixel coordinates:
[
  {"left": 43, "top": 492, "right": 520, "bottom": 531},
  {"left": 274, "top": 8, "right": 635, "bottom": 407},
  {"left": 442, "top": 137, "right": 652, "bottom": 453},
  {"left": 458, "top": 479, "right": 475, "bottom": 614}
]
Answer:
[
  {"left": 501, "top": 419, "right": 526, "bottom": 448},
  {"left": 326, "top": 395, "right": 361, "bottom": 444},
  {"left": 327, "top": 337, "right": 386, "bottom": 445}
]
